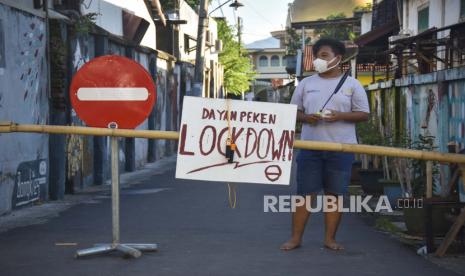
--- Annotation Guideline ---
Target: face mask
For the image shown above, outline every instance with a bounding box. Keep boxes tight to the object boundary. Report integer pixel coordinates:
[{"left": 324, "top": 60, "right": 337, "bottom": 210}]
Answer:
[{"left": 312, "top": 56, "right": 340, "bottom": 73}]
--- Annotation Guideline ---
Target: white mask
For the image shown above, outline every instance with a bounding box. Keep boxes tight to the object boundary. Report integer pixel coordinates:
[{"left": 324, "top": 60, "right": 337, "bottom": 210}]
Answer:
[{"left": 312, "top": 56, "right": 340, "bottom": 73}]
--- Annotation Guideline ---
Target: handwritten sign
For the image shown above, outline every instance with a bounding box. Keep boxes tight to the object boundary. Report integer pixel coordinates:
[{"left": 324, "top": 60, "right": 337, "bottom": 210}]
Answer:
[{"left": 176, "top": 96, "right": 297, "bottom": 185}]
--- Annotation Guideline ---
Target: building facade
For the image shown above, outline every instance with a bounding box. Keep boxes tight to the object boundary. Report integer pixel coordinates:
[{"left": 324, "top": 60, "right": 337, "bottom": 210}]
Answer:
[
  {"left": 246, "top": 37, "right": 292, "bottom": 103},
  {"left": 0, "top": 0, "right": 224, "bottom": 215}
]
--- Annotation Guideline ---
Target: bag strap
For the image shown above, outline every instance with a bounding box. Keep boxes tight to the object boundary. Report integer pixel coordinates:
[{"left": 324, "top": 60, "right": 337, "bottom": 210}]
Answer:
[{"left": 319, "top": 69, "right": 351, "bottom": 112}]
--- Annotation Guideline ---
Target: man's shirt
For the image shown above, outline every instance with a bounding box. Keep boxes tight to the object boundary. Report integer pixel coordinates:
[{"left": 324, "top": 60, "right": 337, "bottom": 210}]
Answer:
[{"left": 290, "top": 74, "right": 370, "bottom": 144}]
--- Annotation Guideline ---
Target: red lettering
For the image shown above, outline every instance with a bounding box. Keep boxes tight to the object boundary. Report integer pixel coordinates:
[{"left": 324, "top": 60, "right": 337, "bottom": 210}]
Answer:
[
  {"left": 216, "top": 127, "right": 229, "bottom": 156},
  {"left": 230, "top": 111, "right": 237, "bottom": 121},
  {"left": 199, "top": 125, "right": 216, "bottom": 156},
  {"left": 271, "top": 130, "right": 295, "bottom": 161},
  {"left": 245, "top": 128, "right": 257, "bottom": 158},
  {"left": 257, "top": 129, "right": 272, "bottom": 159},
  {"left": 253, "top": 113, "right": 260, "bottom": 123},
  {"left": 231, "top": 127, "right": 244, "bottom": 158},
  {"left": 269, "top": 114, "right": 276, "bottom": 124},
  {"left": 179, "top": 124, "right": 194, "bottom": 156},
  {"left": 217, "top": 110, "right": 226, "bottom": 120},
  {"left": 240, "top": 111, "right": 247, "bottom": 122}
]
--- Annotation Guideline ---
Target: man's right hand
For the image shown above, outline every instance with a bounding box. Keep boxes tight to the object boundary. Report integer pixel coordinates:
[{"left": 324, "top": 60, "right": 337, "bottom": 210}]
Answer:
[{"left": 305, "top": 114, "right": 321, "bottom": 124}]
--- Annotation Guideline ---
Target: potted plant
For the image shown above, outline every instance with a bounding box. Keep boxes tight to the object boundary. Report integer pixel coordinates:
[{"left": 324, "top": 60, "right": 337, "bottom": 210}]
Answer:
[
  {"left": 378, "top": 133, "right": 411, "bottom": 208},
  {"left": 356, "top": 117, "right": 384, "bottom": 196},
  {"left": 397, "top": 134, "right": 454, "bottom": 236}
]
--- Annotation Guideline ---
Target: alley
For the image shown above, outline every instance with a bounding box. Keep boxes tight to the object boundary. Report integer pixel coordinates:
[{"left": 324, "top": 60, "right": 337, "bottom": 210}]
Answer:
[{"left": 0, "top": 159, "right": 459, "bottom": 276}]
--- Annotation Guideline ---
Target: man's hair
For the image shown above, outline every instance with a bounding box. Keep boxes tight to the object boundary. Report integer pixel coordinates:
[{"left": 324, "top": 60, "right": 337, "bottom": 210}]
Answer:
[{"left": 312, "top": 38, "right": 346, "bottom": 57}]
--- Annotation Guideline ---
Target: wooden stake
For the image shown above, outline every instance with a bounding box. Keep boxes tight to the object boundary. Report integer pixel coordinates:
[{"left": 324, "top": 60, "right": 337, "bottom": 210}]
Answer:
[
  {"left": 426, "top": 161, "right": 433, "bottom": 198},
  {"left": 435, "top": 164, "right": 465, "bottom": 257}
]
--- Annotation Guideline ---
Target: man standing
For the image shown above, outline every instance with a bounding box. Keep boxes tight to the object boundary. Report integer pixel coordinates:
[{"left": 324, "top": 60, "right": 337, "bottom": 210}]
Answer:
[{"left": 281, "top": 38, "right": 370, "bottom": 251}]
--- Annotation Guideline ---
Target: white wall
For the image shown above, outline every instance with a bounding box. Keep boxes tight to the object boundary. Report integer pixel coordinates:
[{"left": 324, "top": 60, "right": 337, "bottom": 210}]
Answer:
[
  {"left": 81, "top": 0, "right": 157, "bottom": 50},
  {"left": 404, "top": 0, "right": 461, "bottom": 35},
  {"left": 81, "top": 0, "right": 123, "bottom": 36},
  {"left": 403, "top": 0, "right": 462, "bottom": 70},
  {"left": 361, "top": 12, "right": 372, "bottom": 35},
  {"left": 178, "top": 0, "right": 218, "bottom": 66}
]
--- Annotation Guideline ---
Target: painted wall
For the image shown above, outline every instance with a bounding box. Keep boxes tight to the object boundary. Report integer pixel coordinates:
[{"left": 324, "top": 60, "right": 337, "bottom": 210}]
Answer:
[
  {"left": 135, "top": 51, "right": 150, "bottom": 168},
  {"left": 0, "top": 4, "right": 49, "bottom": 214},
  {"left": 366, "top": 67, "right": 465, "bottom": 200},
  {"left": 153, "top": 58, "right": 179, "bottom": 159},
  {"left": 68, "top": 34, "right": 96, "bottom": 190},
  {"left": 447, "top": 80, "right": 465, "bottom": 149}
]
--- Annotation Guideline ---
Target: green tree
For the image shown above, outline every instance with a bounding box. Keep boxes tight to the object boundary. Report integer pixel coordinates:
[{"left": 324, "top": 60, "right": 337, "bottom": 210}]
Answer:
[
  {"left": 314, "top": 13, "right": 356, "bottom": 41},
  {"left": 285, "top": 27, "right": 311, "bottom": 55},
  {"left": 217, "top": 19, "right": 255, "bottom": 95}
]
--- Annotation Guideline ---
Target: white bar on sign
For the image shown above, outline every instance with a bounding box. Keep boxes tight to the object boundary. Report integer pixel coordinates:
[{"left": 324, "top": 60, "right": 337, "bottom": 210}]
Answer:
[{"left": 77, "top": 88, "right": 149, "bottom": 101}]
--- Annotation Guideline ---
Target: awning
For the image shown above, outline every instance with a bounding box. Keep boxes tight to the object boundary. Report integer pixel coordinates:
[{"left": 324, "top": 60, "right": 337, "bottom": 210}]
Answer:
[{"left": 355, "top": 19, "right": 399, "bottom": 47}]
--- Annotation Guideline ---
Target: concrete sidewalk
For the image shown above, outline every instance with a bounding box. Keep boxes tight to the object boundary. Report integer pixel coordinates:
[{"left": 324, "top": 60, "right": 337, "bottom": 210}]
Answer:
[{"left": 0, "top": 157, "right": 462, "bottom": 276}]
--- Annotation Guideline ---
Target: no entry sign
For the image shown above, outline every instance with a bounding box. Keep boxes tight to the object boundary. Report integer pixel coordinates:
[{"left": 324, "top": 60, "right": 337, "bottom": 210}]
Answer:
[
  {"left": 176, "top": 96, "right": 297, "bottom": 185},
  {"left": 70, "top": 55, "right": 156, "bottom": 129}
]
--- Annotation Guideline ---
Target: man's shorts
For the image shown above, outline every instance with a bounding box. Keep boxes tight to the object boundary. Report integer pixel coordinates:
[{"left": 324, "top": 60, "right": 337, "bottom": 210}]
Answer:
[{"left": 296, "top": 150, "right": 355, "bottom": 196}]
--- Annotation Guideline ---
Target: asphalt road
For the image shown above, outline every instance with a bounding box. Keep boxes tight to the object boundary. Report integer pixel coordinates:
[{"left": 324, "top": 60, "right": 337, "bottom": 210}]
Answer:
[{"left": 0, "top": 162, "right": 460, "bottom": 276}]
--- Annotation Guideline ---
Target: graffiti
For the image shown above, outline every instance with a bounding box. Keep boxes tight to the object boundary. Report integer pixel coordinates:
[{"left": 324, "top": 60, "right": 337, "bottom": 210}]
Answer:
[
  {"left": 169, "top": 73, "right": 178, "bottom": 131},
  {"left": 12, "top": 159, "right": 48, "bottom": 209},
  {"left": 67, "top": 133, "right": 83, "bottom": 179},
  {"left": 421, "top": 89, "right": 438, "bottom": 129},
  {"left": 18, "top": 18, "right": 45, "bottom": 102}
]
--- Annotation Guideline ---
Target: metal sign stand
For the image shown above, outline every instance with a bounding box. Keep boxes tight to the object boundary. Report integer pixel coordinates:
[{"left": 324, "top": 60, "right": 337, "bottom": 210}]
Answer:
[{"left": 76, "top": 136, "right": 158, "bottom": 258}]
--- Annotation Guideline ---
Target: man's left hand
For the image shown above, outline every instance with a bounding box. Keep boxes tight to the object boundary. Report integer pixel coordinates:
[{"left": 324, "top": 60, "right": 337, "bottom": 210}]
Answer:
[
  {"left": 322, "top": 110, "right": 342, "bottom": 122},
  {"left": 323, "top": 110, "right": 370, "bottom": 123}
]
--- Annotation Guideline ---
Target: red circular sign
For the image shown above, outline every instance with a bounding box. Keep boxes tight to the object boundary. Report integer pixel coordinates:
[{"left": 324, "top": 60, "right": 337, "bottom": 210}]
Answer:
[{"left": 70, "top": 55, "right": 156, "bottom": 129}]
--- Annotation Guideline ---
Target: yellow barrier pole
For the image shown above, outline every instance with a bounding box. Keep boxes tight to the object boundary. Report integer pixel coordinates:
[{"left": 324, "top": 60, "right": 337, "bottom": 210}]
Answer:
[
  {"left": 0, "top": 122, "right": 179, "bottom": 140},
  {"left": 1, "top": 122, "right": 465, "bottom": 164}
]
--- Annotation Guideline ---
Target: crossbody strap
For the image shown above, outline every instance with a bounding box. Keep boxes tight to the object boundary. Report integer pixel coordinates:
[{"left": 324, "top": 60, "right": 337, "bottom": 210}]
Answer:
[{"left": 319, "top": 69, "right": 351, "bottom": 112}]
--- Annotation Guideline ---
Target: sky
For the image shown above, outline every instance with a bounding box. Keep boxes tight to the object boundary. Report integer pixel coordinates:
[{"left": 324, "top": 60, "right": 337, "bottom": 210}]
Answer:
[{"left": 209, "top": 0, "right": 293, "bottom": 45}]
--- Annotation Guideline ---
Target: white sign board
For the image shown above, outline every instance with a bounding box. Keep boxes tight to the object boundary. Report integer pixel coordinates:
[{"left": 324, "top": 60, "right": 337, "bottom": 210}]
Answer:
[{"left": 176, "top": 96, "right": 297, "bottom": 185}]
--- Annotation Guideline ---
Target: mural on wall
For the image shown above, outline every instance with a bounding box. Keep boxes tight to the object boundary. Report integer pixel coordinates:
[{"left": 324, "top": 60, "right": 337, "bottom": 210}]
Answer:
[
  {"left": 168, "top": 73, "right": 178, "bottom": 131},
  {"left": 134, "top": 51, "right": 149, "bottom": 168},
  {"left": 155, "top": 66, "right": 167, "bottom": 159},
  {"left": 69, "top": 35, "right": 95, "bottom": 189},
  {"left": 421, "top": 89, "right": 438, "bottom": 130},
  {"left": 12, "top": 159, "right": 48, "bottom": 209},
  {"left": 449, "top": 81, "right": 465, "bottom": 148},
  {"left": 67, "top": 132, "right": 83, "bottom": 181},
  {"left": 0, "top": 5, "right": 49, "bottom": 214},
  {"left": 18, "top": 18, "right": 46, "bottom": 115}
]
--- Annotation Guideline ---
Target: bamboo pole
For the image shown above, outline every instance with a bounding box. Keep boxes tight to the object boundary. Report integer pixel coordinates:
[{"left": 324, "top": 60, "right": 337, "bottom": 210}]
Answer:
[
  {"left": 2, "top": 122, "right": 465, "bottom": 164},
  {"left": 0, "top": 122, "right": 179, "bottom": 140}
]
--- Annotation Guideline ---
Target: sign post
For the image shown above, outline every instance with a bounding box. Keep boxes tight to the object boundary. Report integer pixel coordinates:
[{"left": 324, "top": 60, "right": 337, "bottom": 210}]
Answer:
[{"left": 70, "top": 55, "right": 157, "bottom": 258}]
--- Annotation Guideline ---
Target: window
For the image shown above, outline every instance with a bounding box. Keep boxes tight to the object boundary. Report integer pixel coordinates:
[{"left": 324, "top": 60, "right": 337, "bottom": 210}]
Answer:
[
  {"left": 282, "top": 56, "right": 287, "bottom": 67},
  {"left": 418, "top": 6, "right": 429, "bottom": 33},
  {"left": 259, "top": 56, "right": 268, "bottom": 67},
  {"left": 270, "top": 55, "right": 280, "bottom": 67}
]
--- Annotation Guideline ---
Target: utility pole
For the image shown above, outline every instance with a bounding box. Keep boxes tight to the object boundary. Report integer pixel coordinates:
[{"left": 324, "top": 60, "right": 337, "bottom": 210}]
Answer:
[
  {"left": 193, "top": 0, "right": 209, "bottom": 97},
  {"left": 237, "top": 16, "right": 242, "bottom": 51}
]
